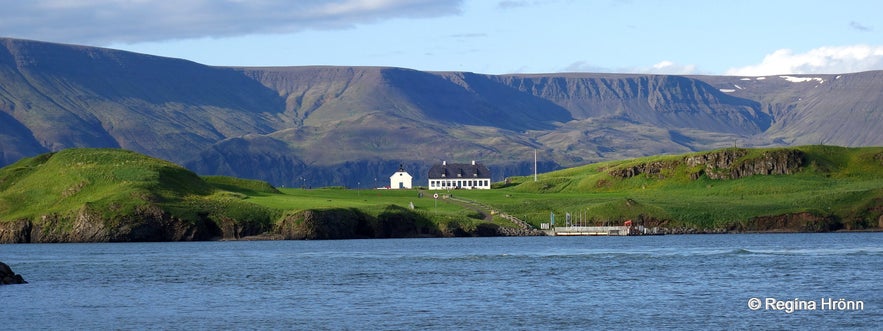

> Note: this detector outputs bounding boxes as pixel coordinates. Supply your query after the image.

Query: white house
[427,160,491,190]
[389,164,413,189]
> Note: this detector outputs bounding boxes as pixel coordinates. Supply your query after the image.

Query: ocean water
[1,233,881,330]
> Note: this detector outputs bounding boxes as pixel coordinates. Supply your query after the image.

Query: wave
[727,247,883,256]
[474,246,883,259]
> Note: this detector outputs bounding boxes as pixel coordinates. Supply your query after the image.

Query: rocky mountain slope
[2,37,882,187]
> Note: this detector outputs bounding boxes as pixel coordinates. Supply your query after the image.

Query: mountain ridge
[1,37,882,187]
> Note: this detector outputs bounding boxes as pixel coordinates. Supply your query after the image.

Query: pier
[541,223,662,236]
[550,226,633,236]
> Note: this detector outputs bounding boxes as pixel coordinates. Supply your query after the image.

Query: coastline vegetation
[1,146,881,241]
[467,145,883,230]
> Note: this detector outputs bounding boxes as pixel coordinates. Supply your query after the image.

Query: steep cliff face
[0,205,222,243]
[494,74,769,135]
[273,207,444,240]
[275,209,371,240]
[0,205,522,243]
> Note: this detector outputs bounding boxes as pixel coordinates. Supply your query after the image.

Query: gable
[390,171,412,180]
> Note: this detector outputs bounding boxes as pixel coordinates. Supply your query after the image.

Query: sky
[2,0,883,76]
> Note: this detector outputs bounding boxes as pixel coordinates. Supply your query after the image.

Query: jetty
[541,220,662,236]
[551,225,633,236]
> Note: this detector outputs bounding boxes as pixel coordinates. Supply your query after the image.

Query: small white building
[427,160,492,190]
[389,164,413,189]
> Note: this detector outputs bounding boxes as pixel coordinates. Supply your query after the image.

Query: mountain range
[2,37,882,187]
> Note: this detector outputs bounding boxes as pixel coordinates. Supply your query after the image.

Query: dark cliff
[609,148,805,180]
[0,205,222,243]
[684,149,804,180]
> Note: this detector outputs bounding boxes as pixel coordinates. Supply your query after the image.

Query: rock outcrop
[608,160,680,179]
[1,204,534,242]
[610,148,806,180]
[685,148,804,180]
[0,205,222,243]
[274,207,443,240]
[733,212,841,232]
[0,261,27,285]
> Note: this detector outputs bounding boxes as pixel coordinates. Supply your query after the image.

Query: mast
[534,149,538,182]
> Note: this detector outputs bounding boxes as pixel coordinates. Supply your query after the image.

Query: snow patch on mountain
[780,76,824,83]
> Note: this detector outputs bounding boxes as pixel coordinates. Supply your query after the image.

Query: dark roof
[427,162,491,179]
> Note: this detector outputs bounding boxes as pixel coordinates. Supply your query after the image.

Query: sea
[2,233,881,330]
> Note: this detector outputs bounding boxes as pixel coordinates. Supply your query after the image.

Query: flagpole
[534,149,538,182]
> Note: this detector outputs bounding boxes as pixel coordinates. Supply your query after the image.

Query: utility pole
[534,149,538,182]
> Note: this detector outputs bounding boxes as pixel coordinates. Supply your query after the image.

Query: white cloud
[560,61,613,73]
[648,60,696,75]
[726,45,883,76]
[0,0,462,45]
[559,60,698,75]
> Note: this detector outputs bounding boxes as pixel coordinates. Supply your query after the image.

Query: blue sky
[3,0,883,75]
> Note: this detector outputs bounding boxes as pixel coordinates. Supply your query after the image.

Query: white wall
[427,178,491,190]
[389,171,413,189]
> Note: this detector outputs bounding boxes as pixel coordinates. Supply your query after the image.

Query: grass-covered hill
[0,148,276,242]
[0,148,495,243]
[1,146,881,243]
[466,145,883,232]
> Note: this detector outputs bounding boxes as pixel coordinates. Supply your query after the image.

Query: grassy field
[0,149,491,235]
[2,146,882,237]
[0,148,212,221]
[452,145,883,230]
[205,144,883,231]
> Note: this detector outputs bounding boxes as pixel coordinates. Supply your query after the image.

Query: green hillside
[0,148,205,218]
[0,148,493,242]
[458,145,883,232]
[0,149,280,241]
[1,146,881,242]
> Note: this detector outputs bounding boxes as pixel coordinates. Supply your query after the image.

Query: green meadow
[457,145,883,230]
[1,145,882,237]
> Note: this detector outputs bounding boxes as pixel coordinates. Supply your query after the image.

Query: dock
[552,226,632,236]
[542,224,662,236]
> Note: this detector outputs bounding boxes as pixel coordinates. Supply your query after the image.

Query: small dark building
[427,160,491,190]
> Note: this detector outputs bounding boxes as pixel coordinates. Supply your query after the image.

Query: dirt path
[443,196,493,221]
